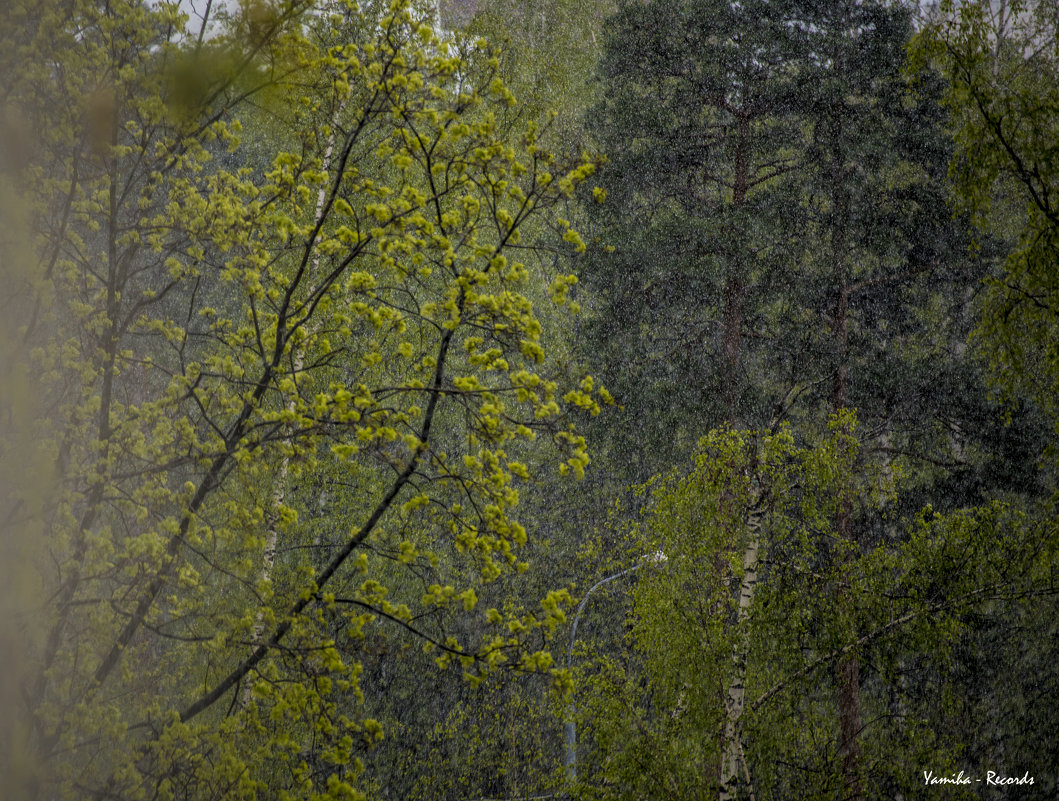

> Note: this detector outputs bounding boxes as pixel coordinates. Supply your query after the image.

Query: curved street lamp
[563,551,667,785]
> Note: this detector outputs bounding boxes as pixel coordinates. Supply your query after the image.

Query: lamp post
[563,552,666,785]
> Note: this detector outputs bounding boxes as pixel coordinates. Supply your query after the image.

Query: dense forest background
[2,0,1058,799]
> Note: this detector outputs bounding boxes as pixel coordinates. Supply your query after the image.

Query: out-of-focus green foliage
[468,0,614,145]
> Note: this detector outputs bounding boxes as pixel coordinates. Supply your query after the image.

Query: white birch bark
[242,99,348,704]
[719,493,764,801]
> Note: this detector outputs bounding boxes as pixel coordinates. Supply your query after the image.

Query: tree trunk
[722,114,751,426]
[719,497,764,801]
[829,117,864,801]
[243,97,348,704]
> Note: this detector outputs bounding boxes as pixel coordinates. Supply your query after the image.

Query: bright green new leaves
[573,416,1057,800]
[1,0,602,798]
[579,419,866,800]
[919,0,1059,438]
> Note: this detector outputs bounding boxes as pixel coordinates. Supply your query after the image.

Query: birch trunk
[242,100,347,703]
[719,494,764,801]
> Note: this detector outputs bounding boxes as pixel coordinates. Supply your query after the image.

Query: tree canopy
[3,1,1059,800]
[1,1,605,797]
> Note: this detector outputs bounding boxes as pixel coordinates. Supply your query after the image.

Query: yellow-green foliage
[0,0,602,798]
[916,0,1059,440]
[571,420,864,799]
[573,413,1055,801]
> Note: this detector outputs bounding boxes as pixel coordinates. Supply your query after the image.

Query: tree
[905,2,1059,790]
[468,0,614,144]
[568,3,1059,799]
[573,418,873,801]
[577,0,976,475]
[0,1,605,798]
[580,0,807,477]
[575,415,1057,801]
[919,0,1059,443]
[578,4,987,794]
